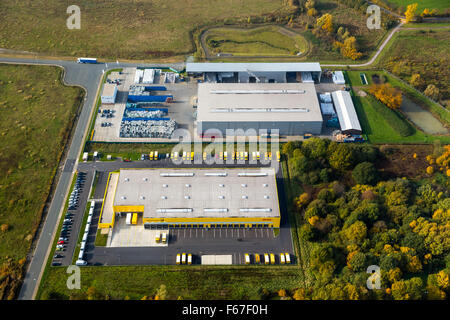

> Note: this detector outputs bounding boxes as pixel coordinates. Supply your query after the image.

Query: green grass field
[0,65,83,265]
[381,0,449,13]
[0,0,287,60]
[37,265,303,300]
[205,26,309,56]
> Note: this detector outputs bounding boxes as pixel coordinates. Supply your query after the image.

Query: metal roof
[101,83,117,97]
[331,90,362,132]
[197,83,322,123]
[112,168,280,219]
[186,62,322,73]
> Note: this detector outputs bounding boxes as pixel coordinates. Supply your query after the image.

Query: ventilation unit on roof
[204,172,228,176]
[160,172,195,177]
[156,208,193,213]
[240,208,272,212]
[238,172,268,177]
[204,208,229,213]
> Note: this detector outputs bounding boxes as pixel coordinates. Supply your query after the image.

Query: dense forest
[283,139,449,299]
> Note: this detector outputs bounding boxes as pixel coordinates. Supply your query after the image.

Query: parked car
[52,262,62,266]
[57,240,65,245]
[54,254,64,259]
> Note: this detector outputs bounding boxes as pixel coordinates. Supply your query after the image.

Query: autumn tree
[424,84,440,100]
[409,73,423,88]
[334,36,363,60]
[307,8,318,16]
[405,3,418,23]
[352,162,379,185]
[316,13,333,34]
[368,83,403,109]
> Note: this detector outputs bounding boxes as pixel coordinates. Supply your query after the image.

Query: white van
[181,253,186,264]
[285,253,291,264]
[162,232,167,243]
[78,250,84,260]
[126,213,132,225]
[76,260,87,266]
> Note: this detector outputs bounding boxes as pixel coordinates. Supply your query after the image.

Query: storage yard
[90,63,361,143]
[92,67,196,142]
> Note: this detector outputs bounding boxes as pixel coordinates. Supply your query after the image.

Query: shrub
[426,166,434,175]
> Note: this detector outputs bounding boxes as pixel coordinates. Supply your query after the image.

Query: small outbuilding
[331,90,362,135]
[332,71,345,85]
[101,83,118,104]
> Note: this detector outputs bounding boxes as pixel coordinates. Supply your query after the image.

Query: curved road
[0,57,184,300]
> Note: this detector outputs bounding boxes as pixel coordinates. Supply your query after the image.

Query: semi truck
[77,57,97,64]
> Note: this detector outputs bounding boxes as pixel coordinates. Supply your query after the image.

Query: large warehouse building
[187,62,322,83]
[196,82,323,136]
[98,168,281,229]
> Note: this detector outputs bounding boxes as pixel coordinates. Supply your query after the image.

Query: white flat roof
[102,83,117,97]
[197,83,322,123]
[187,62,322,73]
[112,168,280,219]
[332,90,362,132]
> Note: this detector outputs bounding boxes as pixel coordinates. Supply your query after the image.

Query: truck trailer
[77,57,97,64]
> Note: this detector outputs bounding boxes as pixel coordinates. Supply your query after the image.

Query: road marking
[183,229,186,238]
[219,228,222,238]
[255,229,258,238]
[266,229,269,238]
[213,229,215,238]
[237,229,239,238]
[225,228,228,237]
[243,228,245,238]
[189,229,192,238]
[202,229,204,237]
[196,229,198,237]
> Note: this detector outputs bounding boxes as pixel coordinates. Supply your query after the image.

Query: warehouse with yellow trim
[98,167,281,229]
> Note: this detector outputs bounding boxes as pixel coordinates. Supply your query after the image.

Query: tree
[368,83,403,109]
[391,277,424,300]
[426,166,434,175]
[352,162,379,185]
[409,73,423,87]
[329,143,355,170]
[347,251,367,272]
[343,221,367,244]
[334,36,363,60]
[155,284,167,300]
[305,0,315,10]
[316,13,333,34]
[424,84,440,101]
[405,3,418,23]
[307,8,318,16]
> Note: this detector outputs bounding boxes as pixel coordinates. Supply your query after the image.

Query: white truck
[126,213,132,225]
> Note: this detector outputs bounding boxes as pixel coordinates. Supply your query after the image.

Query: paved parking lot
[170,227,275,242]
[109,218,168,247]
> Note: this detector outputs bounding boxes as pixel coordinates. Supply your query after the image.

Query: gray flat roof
[332,90,362,132]
[113,168,280,219]
[197,83,323,123]
[186,62,322,73]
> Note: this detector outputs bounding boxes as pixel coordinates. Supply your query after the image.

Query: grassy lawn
[94,229,108,247]
[379,0,449,13]
[204,25,309,56]
[345,70,450,127]
[0,65,83,267]
[37,265,303,300]
[352,91,450,144]
[0,0,287,60]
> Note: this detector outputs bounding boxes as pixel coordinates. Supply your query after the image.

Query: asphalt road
[0,56,184,300]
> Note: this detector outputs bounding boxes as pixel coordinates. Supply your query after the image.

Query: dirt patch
[378,144,434,180]
[357,90,367,97]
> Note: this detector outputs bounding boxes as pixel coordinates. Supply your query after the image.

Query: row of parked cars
[68,172,86,210]
[52,172,86,266]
